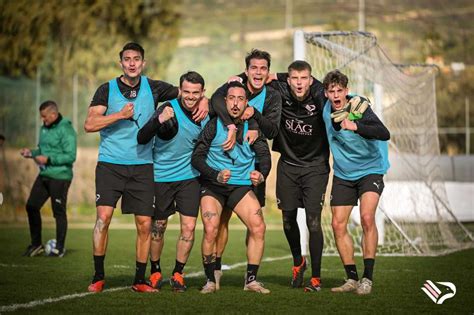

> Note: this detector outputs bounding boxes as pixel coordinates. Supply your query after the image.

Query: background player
[21,100,76,258]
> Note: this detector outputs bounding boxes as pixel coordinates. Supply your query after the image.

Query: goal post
[293,30,473,256]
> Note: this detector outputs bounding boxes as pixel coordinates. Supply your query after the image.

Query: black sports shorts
[95,162,154,216]
[331,174,385,206]
[153,178,200,220]
[253,163,266,207]
[200,181,253,210]
[276,159,329,213]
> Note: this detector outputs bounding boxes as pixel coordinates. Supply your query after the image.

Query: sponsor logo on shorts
[55,199,62,204]
[201,189,207,195]
[96,194,100,202]
[421,280,456,304]
[373,182,380,190]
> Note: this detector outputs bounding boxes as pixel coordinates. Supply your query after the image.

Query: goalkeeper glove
[330,96,371,123]
[347,95,370,121]
[330,104,350,123]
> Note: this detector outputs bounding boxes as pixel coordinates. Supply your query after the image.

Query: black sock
[215,256,222,271]
[203,262,216,282]
[246,264,259,284]
[282,210,302,265]
[293,255,303,267]
[173,260,186,275]
[344,264,359,281]
[307,211,323,278]
[363,258,375,281]
[134,261,147,284]
[93,255,105,282]
[150,259,161,274]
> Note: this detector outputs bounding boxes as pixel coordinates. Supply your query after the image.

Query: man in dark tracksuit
[21,100,77,257]
[267,61,330,292]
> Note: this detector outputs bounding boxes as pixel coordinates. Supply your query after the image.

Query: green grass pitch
[0,227,473,313]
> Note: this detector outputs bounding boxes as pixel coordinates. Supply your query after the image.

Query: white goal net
[295,30,473,256]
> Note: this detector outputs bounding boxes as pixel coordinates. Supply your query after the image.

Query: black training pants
[26,176,71,251]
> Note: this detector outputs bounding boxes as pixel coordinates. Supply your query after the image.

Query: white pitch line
[111,264,133,269]
[0,254,415,313]
[0,287,125,313]
[0,263,31,268]
[0,254,292,313]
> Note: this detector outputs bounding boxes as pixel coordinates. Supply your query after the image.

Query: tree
[0,0,182,147]
[0,0,54,77]
[0,0,182,85]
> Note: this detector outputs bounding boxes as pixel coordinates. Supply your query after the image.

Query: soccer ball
[44,239,57,255]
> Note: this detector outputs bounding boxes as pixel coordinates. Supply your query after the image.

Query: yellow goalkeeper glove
[347,95,370,121]
[330,95,371,123]
[330,104,350,123]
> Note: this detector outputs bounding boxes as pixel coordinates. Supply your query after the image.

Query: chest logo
[305,104,316,115]
[285,119,313,136]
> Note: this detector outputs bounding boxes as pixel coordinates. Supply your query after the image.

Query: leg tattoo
[202,211,217,220]
[179,235,194,244]
[151,220,167,240]
[202,254,217,264]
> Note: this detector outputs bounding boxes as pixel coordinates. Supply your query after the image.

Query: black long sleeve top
[210,80,281,140]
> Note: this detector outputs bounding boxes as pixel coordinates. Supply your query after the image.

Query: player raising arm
[322,70,390,295]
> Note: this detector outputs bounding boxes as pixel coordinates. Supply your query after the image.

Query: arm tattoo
[202,254,217,264]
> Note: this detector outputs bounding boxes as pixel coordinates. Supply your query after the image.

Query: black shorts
[200,181,253,210]
[276,159,329,213]
[154,178,200,220]
[331,174,385,206]
[95,162,154,216]
[253,163,266,207]
[253,181,266,208]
